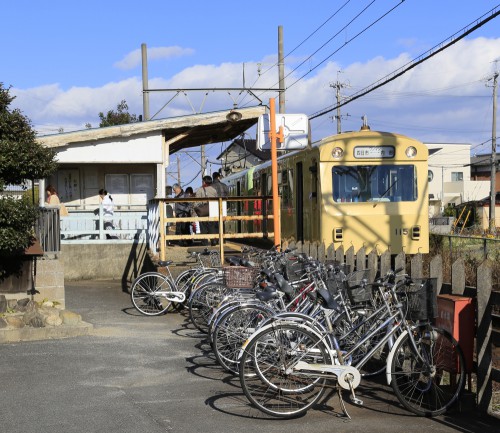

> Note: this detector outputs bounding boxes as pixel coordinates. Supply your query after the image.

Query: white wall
[55,133,163,163]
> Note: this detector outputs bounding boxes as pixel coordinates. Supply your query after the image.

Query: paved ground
[0,279,499,433]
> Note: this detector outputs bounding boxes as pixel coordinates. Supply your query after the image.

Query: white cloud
[10,37,500,152]
[114,46,195,70]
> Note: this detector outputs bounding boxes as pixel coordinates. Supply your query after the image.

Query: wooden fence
[283,239,499,414]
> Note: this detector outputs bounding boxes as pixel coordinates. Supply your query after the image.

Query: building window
[428,170,434,182]
[451,172,463,181]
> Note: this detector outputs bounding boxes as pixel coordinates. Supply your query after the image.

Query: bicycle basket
[324,260,351,275]
[404,278,438,321]
[223,266,260,289]
[285,257,307,282]
[344,269,372,304]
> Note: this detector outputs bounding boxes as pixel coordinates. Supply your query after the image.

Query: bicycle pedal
[349,396,364,406]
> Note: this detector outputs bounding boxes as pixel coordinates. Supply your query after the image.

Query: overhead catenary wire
[308,5,500,120]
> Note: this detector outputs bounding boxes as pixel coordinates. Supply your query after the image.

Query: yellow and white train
[224,124,429,254]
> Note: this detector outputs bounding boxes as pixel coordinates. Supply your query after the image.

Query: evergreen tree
[0,83,57,277]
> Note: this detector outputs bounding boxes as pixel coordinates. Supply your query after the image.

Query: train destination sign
[353,146,395,159]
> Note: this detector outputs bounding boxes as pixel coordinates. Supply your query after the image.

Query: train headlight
[332,147,344,159]
[405,146,417,158]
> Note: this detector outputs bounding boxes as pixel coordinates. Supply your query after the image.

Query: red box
[436,294,474,373]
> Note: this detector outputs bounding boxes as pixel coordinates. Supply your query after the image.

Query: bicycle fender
[385,329,409,385]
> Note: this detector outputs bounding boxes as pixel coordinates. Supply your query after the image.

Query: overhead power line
[309,5,500,120]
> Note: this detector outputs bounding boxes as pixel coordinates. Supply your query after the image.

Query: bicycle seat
[158,260,173,267]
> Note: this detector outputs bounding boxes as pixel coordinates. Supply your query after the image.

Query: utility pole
[489,68,498,233]
[278,25,285,114]
[177,155,181,185]
[141,43,150,121]
[330,72,348,134]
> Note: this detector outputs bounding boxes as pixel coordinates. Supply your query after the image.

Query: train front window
[332,165,417,202]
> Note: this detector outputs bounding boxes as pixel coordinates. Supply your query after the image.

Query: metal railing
[36,207,60,254]
[35,205,148,253]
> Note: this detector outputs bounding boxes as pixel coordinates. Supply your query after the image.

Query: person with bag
[194,175,217,246]
[45,185,69,217]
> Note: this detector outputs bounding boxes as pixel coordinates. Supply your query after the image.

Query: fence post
[394,252,405,272]
[356,247,366,272]
[326,243,335,262]
[451,257,465,295]
[318,242,326,262]
[345,246,355,273]
[430,255,443,294]
[410,254,423,279]
[476,260,493,413]
[380,250,391,277]
[367,249,378,282]
[335,246,344,267]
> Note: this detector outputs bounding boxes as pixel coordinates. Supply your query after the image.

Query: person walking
[194,175,217,246]
[99,189,115,239]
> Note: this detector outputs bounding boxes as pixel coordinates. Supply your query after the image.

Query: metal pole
[489,71,498,233]
[278,26,285,114]
[336,83,341,134]
[269,98,282,248]
[141,43,150,121]
[201,145,206,178]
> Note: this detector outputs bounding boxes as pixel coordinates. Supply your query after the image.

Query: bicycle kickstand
[337,388,351,419]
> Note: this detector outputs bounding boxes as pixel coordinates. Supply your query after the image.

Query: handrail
[148,195,279,263]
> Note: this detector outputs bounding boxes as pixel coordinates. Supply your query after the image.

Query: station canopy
[39,106,267,154]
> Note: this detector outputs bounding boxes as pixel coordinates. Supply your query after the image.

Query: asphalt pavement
[0,279,498,433]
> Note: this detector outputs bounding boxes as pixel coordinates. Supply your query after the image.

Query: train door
[296,162,304,242]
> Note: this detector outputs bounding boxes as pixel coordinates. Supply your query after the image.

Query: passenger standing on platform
[185,187,199,237]
[45,185,69,217]
[172,183,191,245]
[194,175,217,246]
[211,172,229,245]
[212,171,229,197]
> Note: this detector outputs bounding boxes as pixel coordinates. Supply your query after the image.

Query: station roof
[38,105,266,154]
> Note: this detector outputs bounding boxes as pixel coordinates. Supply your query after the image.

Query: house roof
[216,138,271,161]
[470,153,500,170]
[38,106,266,154]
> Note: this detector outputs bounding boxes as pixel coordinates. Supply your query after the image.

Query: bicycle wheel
[239,322,330,418]
[130,272,174,316]
[390,324,465,416]
[212,303,275,374]
[188,282,229,333]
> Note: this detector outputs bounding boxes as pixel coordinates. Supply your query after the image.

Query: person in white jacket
[99,189,115,238]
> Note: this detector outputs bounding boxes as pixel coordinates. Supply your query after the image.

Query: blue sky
[2,1,500,187]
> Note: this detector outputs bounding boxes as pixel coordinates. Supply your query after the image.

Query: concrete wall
[60,241,154,287]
